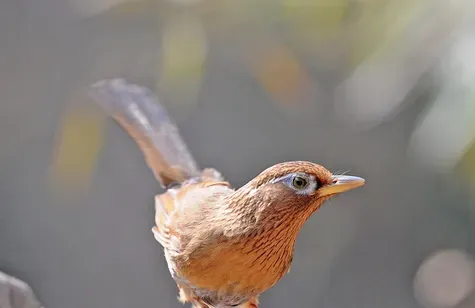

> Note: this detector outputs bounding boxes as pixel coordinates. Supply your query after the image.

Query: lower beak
[319,175,365,197]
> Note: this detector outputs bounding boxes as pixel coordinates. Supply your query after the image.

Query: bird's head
[233,161,365,229]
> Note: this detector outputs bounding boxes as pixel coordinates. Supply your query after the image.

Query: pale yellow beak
[319,175,365,197]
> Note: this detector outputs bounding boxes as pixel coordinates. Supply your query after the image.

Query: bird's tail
[89,78,201,188]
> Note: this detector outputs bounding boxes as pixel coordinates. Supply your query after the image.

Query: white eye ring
[271,173,318,195]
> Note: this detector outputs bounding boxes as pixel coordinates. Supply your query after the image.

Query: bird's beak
[319,175,365,197]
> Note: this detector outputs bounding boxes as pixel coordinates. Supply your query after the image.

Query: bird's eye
[292,176,308,189]
[271,173,316,194]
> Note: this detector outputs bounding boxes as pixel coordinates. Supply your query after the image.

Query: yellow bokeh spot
[455,93,475,188]
[159,13,207,120]
[160,14,207,85]
[282,0,348,35]
[50,102,106,195]
[348,0,424,67]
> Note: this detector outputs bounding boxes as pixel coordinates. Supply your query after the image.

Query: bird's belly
[173,241,293,298]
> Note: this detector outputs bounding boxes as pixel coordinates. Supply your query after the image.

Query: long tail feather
[89,78,200,188]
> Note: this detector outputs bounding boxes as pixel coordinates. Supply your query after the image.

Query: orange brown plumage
[89,79,365,308]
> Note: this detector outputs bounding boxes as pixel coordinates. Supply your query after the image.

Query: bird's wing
[89,78,200,188]
[153,180,233,253]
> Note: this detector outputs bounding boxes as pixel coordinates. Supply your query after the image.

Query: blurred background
[1,0,475,307]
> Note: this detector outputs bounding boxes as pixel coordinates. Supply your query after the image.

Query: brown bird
[89,79,365,308]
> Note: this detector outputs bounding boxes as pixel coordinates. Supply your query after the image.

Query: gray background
[1,1,474,308]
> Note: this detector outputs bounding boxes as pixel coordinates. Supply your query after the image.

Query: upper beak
[319,175,365,197]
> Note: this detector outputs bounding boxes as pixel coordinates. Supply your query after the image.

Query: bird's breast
[173,231,296,298]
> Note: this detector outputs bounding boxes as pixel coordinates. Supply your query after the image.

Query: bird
[89,79,365,308]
